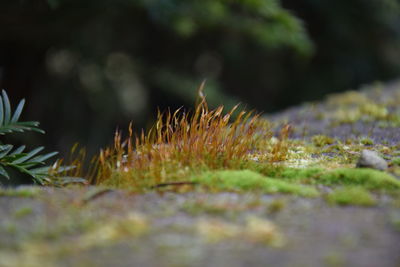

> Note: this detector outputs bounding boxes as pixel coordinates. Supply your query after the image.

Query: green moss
[325,187,376,206]
[278,167,325,181]
[244,162,324,181]
[192,170,319,197]
[315,168,400,190]
[0,187,40,198]
[360,137,374,146]
[245,161,400,194]
[312,135,335,147]
[14,206,33,218]
[391,157,400,166]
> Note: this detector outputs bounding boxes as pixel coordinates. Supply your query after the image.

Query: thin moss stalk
[86,83,275,189]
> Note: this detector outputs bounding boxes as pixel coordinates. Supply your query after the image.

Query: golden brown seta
[62,82,292,190]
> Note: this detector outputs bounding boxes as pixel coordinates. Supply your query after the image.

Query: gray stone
[356,149,388,171]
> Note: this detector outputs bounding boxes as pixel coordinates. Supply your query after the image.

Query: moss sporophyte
[55,83,400,206]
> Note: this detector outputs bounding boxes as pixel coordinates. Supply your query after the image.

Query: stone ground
[1,81,400,267]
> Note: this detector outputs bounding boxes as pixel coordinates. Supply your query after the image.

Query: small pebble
[356,150,388,171]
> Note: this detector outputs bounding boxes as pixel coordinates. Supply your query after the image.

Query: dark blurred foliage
[282,0,400,100]
[0,0,399,156]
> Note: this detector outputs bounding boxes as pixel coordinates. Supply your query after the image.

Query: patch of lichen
[275,132,400,170]
[0,210,150,266]
[196,216,285,246]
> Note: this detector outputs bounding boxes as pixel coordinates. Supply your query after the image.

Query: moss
[0,187,40,198]
[389,213,400,231]
[267,199,286,213]
[360,137,374,146]
[244,216,285,247]
[77,212,149,248]
[245,162,324,181]
[182,201,233,215]
[391,157,400,166]
[244,162,400,196]
[324,89,400,126]
[196,216,284,246]
[324,251,345,267]
[315,168,400,190]
[249,164,325,182]
[278,167,325,181]
[3,222,17,234]
[325,187,376,206]
[312,135,335,147]
[14,206,33,218]
[196,218,241,243]
[192,170,319,197]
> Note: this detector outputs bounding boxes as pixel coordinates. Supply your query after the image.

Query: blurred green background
[1,0,400,157]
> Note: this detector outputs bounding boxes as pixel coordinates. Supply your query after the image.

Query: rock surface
[0,187,399,267]
[356,150,388,171]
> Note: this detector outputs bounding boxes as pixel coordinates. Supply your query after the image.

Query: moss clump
[81,84,274,189]
[312,135,335,147]
[325,187,376,206]
[278,167,325,181]
[192,170,319,197]
[246,164,400,193]
[245,162,324,181]
[315,168,400,190]
[391,157,400,166]
[360,137,374,146]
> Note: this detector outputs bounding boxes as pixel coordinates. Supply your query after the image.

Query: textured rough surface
[268,80,400,146]
[0,187,399,267]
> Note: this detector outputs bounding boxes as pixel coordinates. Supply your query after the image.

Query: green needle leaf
[12,147,44,164]
[10,145,26,155]
[0,93,3,126]
[0,166,10,179]
[0,145,13,158]
[11,99,25,123]
[30,151,58,163]
[2,90,11,124]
